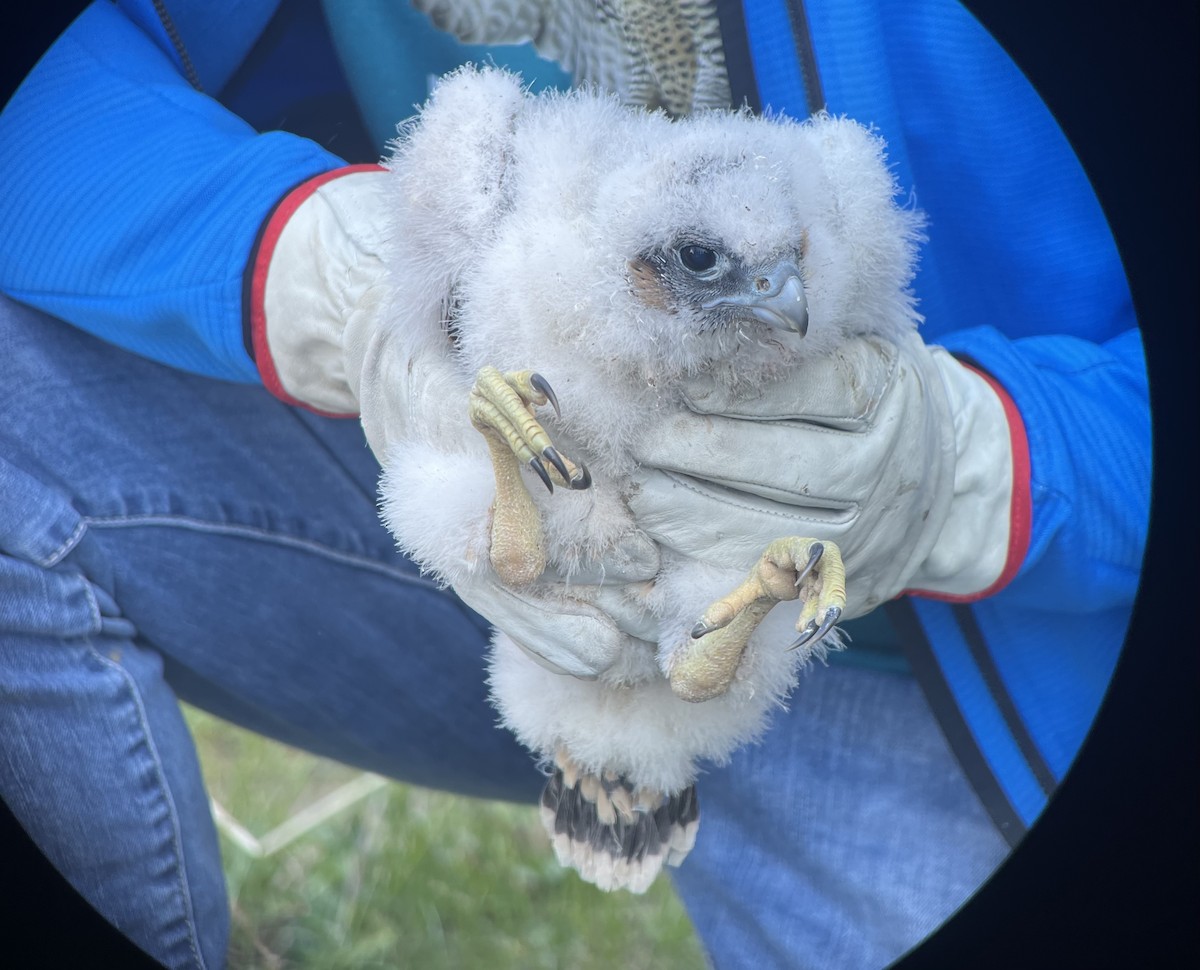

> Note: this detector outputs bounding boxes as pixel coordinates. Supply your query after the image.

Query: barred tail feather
[539,763,700,894]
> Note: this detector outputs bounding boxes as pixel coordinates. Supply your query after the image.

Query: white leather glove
[627,331,1029,618]
[247,166,660,678]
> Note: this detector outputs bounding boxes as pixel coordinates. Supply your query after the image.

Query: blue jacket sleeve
[942,326,1150,610]
[0,1,344,381]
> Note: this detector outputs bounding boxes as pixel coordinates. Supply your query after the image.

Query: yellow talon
[669,537,847,703]
[469,367,590,586]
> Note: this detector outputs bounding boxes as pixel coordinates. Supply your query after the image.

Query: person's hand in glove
[247,165,1028,677]
[245,165,660,679]
[627,329,1030,623]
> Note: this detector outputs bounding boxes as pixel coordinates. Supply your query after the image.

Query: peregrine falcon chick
[377,67,923,893]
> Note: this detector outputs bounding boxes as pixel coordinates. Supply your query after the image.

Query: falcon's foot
[669,537,847,703]
[469,366,591,586]
[539,750,699,894]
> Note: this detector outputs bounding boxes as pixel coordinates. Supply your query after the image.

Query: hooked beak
[702,261,809,336]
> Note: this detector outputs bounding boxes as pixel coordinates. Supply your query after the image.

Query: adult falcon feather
[411,0,732,116]
[376,66,922,893]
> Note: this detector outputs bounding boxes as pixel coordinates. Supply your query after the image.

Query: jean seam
[83,514,443,590]
[87,644,209,970]
[39,517,89,569]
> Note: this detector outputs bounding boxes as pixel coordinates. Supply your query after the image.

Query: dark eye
[678,244,718,273]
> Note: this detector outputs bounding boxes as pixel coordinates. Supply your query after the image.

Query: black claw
[543,446,571,483]
[792,542,820,588]
[691,620,713,640]
[814,606,842,641]
[569,461,593,491]
[788,606,843,652]
[529,457,554,493]
[788,620,820,651]
[793,543,824,587]
[530,373,561,418]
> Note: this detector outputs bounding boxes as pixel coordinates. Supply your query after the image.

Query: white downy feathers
[376,67,922,892]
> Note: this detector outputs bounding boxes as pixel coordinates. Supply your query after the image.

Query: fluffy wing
[411,0,732,115]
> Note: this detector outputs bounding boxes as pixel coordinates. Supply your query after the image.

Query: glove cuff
[904,356,1032,601]
[246,164,387,416]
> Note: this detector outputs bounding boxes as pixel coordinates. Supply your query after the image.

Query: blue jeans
[0,296,1009,969]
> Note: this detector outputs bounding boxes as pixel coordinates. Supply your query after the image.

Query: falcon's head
[393,68,922,394]
[561,104,924,385]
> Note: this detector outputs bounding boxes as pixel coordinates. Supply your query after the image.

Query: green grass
[183,706,708,969]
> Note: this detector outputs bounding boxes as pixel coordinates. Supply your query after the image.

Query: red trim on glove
[249,163,385,417]
[905,362,1033,604]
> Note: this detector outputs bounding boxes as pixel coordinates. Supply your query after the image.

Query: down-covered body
[377,67,921,890]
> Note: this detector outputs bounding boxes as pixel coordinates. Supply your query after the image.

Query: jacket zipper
[786,0,826,114]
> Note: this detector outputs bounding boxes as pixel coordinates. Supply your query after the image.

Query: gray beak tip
[701,261,810,336]
[746,273,808,336]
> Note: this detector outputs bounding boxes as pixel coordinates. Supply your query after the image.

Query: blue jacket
[0,0,1150,845]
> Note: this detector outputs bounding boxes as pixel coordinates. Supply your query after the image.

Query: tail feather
[539,763,700,893]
